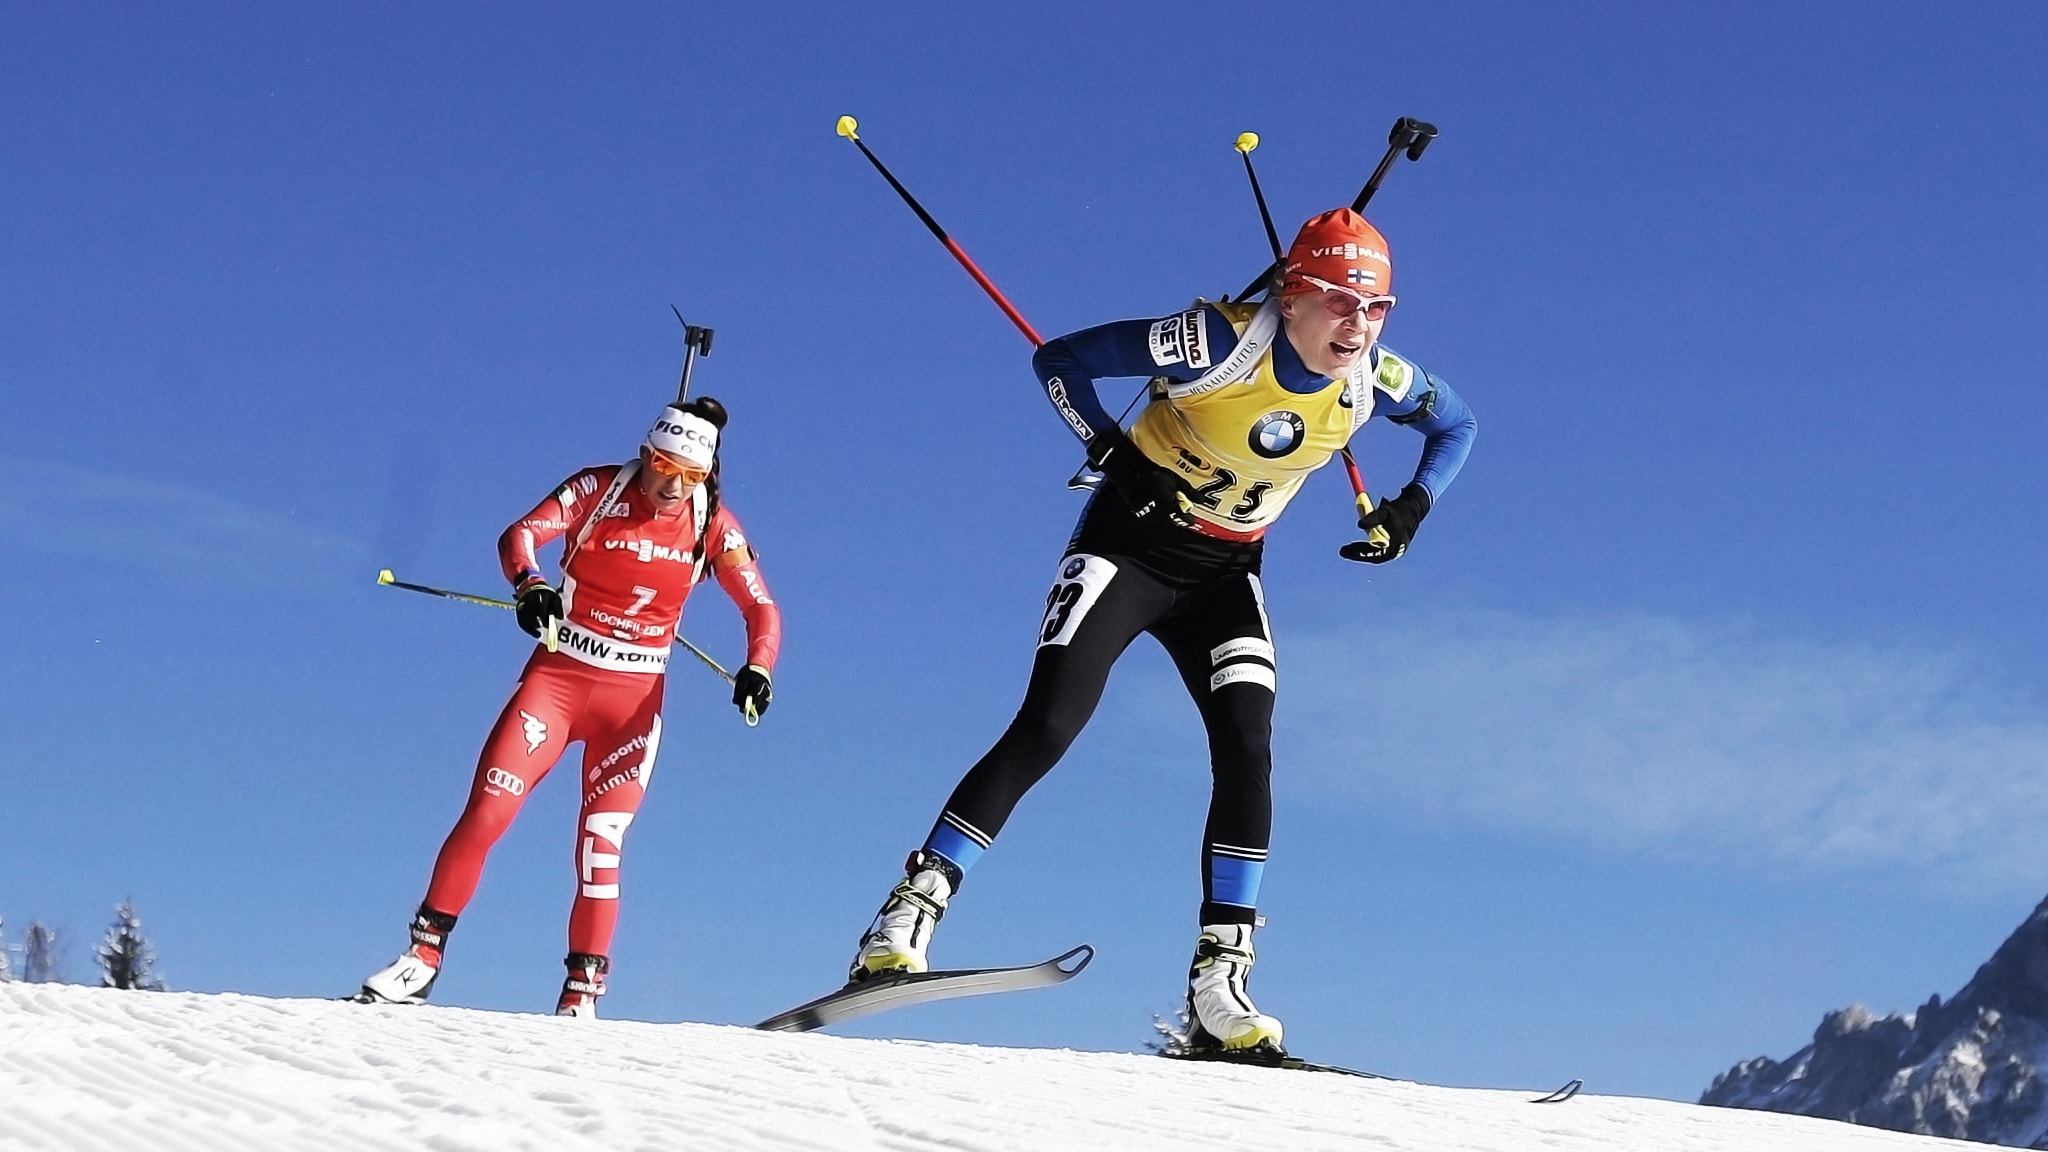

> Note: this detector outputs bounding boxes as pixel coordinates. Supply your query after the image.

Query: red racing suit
[422,462,781,961]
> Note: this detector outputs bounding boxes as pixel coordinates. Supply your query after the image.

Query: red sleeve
[706,504,781,672]
[497,466,618,591]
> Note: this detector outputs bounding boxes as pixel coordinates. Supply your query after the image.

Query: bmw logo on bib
[1249,411,1307,459]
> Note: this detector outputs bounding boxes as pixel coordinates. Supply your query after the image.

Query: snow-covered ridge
[1705,893,2048,1146]
[1,984,1956,1151]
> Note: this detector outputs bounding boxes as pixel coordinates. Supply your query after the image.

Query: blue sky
[5,1,2047,1101]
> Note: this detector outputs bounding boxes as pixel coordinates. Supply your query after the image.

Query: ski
[754,944,1094,1033]
[1161,1049,1582,1104]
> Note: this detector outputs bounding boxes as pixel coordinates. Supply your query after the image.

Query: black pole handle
[671,305,715,402]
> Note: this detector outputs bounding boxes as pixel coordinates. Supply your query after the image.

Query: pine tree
[22,920,62,983]
[96,900,164,991]
[0,914,12,982]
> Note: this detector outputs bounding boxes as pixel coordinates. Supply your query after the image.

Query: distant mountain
[1703,894,2048,1147]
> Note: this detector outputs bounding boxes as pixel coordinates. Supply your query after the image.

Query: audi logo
[486,767,527,796]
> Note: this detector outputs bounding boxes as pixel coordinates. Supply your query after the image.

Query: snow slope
[1,984,1960,1151]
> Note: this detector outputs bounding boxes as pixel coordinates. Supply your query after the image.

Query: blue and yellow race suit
[1038,297,1475,541]
[907,298,1476,930]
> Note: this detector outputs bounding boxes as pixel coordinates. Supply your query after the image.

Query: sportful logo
[485,767,527,797]
[518,710,549,755]
[592,732,649,779]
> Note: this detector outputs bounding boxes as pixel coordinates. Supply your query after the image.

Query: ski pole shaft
[677,635,736,684]
[1235,133,1284,263]
[836,116,1045,347]
[674,636,757,727]
[377,572,753,721]
[1340,450,1392,549]
[374,571,555,654]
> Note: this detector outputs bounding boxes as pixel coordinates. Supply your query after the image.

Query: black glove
[732,663,772,723]
[1086,427,1189,522]
[1341,482,1432,564]
[515,581,564,638]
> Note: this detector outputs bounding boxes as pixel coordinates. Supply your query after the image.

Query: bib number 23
[1038,555,1118,648]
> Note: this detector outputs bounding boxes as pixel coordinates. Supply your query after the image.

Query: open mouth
[1330,339,1362,360]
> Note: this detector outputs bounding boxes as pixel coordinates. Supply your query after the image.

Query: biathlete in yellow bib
[849,208,1477,1055]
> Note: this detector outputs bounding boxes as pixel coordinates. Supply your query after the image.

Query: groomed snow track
[1,984,1951,1151]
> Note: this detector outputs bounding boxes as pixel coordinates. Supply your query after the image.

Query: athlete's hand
[1087,428,1190,521]
[1342,482,1432,564]
[515,581,564,638]
[732,664,772,724]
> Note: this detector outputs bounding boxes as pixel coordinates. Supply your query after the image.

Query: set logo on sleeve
[1148,309,1211,369]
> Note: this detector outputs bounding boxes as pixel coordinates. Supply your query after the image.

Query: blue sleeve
[1376,364,1476,502]
[1032,306,1240,446]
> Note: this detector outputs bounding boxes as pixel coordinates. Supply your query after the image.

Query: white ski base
[0,983,1951,1151]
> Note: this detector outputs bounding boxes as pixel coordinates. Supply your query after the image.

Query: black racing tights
[922,546,1278,926]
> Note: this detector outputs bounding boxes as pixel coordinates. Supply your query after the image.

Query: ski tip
[1054,944,1095,976]
[835,115,858,140]
[1234,131,1259,154]
[377,569,395,585]
[1530,1078,1583,1104]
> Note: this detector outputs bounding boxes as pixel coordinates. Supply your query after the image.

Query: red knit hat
[1281,208,1393,297]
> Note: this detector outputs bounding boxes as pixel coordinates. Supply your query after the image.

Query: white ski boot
[355,908,456,1006]
[1185,923,1284,1054]
[850,852,960,982]
[555,953,608,1018]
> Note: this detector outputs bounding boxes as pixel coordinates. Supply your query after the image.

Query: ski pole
[836,115,1116,488]
[378,568,557,652]
[1233,133,1388,538]
[375,570,746,701]
[1235,132,1284,264]
[1233,116,1436,303]
[835,116,1044,346]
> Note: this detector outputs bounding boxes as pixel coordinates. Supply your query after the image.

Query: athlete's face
[1279,286,1387,378]
[637,447,701,515]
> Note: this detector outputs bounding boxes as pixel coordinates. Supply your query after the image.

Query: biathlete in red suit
[356,396,781,1017]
